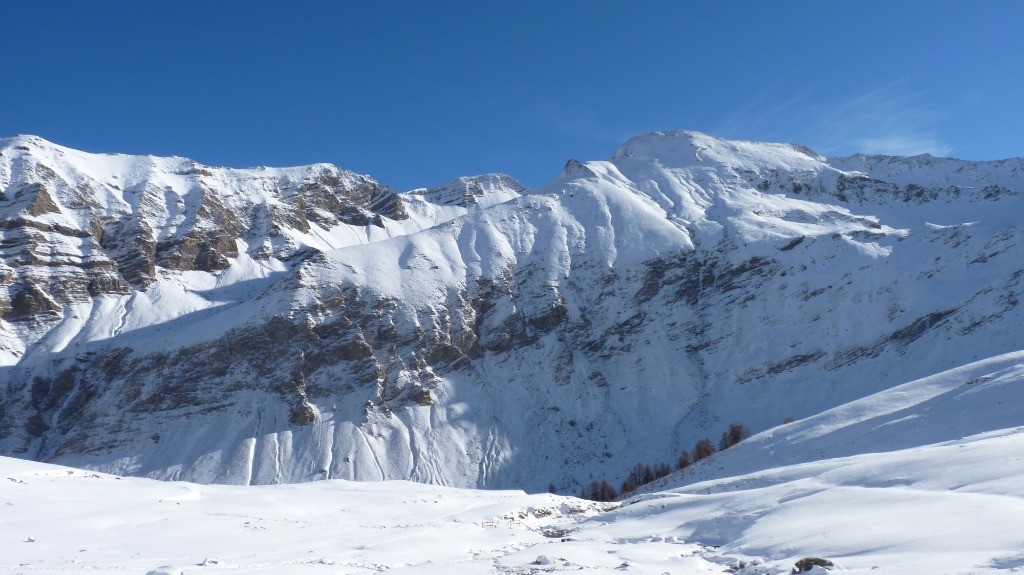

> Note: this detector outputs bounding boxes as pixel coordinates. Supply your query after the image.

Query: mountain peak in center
[610,130,826,171]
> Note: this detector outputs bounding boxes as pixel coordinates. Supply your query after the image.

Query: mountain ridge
[2,131,1023,493]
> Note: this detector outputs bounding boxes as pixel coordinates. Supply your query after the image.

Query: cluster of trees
[579,479,618,502]
[579,422,751,502]
[719,422,752,451]
[618,460,673,495]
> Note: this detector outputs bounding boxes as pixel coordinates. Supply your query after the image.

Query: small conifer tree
[693,438,716,461]
[599,480,617,501]
[621,475,639,495]
[677,449,692,470]
[641,465,655,485]
[654,462,672,479]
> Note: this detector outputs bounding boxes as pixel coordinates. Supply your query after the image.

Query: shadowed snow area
[4,352,1024,574]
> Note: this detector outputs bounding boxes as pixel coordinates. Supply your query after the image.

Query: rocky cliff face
[2,131,1023,492]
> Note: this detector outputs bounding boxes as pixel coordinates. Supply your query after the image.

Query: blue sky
[2,1,1022,190]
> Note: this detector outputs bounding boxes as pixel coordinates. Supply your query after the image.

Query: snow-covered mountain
[2,130,1023,493]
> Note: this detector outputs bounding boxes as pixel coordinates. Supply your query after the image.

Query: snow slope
[4,352,1024,574]
[623,350,1024,574]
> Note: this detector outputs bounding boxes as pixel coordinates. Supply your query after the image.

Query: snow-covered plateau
[4,350,1024,574]
[1,129,1023,501]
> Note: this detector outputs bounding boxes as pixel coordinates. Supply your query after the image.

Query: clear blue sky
[2,1,1022,190]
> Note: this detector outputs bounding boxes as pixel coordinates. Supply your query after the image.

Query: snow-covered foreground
[5,352,1024,574]
[617,426,1024,575]
[628,350,1024,575]
[0,457,717,575]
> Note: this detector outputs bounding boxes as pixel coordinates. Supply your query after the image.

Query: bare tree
[693,438,716,461]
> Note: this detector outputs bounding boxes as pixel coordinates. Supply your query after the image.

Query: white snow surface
[626,349,1024,574]
[4,351,1024,574]
[1,457,713,575]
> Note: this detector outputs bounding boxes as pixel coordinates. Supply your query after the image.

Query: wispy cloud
[712,74,812,138]
[713,82,952,158]
[808,85,952,157]
[856,135,951,157]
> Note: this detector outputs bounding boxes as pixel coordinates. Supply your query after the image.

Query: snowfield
[5,351,1024,574]
[1,458,715,575]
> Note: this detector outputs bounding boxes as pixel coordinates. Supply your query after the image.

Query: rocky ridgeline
[411,173,527,208]
[0,136,409,331]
